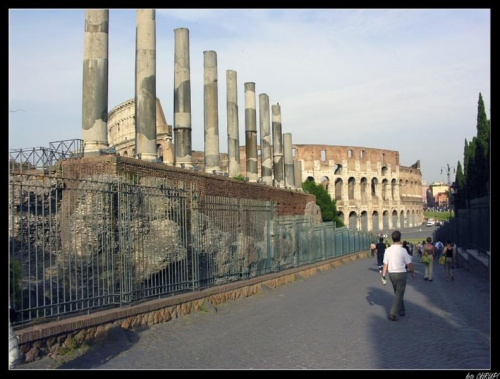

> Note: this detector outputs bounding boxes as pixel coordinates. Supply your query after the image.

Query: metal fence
[435,196,490,252]
[9,139,84,174]
[9,173,370,327]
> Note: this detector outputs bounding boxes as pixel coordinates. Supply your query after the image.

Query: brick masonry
[60,155,315,217]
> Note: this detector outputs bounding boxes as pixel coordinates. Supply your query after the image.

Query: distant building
[428,182,450,207]
[435,191,450,208]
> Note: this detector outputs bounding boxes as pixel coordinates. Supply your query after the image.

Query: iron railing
[435,196,490,252]
[9,139,83,173]
[9,173,371,328]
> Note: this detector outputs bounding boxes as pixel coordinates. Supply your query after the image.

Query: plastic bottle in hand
[381,275,387,285]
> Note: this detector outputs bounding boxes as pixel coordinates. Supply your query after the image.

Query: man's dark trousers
[388,272,407,316]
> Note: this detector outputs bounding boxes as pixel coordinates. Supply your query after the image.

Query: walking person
[375,237,386,273]
[370,241,376,258]
[434,239,444,261]
[381,230,416,321]
[443,241,455,282]
[423,237,436,281]
[418,240,425,258]
[402,240,412,272]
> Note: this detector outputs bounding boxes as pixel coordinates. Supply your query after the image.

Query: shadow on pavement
[48,325,142,369]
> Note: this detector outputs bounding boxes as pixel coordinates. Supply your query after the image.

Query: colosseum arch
[348,211,357,230]
[392,210,398,229]
[360,177,368,202]
[320,176,330,192]
[400,210,406,228]
[338,211,345,225]
[381,166,388,176]
[371,177,378,199]
[381,179,389,200]
[157,144,163,161]
[335,178,343,201]
[334,164,342,175]
[372,211,380,231]
[360,210,368,231]
[391,179,397,200]
[348,177,355,200]
[382,210,390,230]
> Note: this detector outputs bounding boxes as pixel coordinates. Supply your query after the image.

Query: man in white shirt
[381,230,416,321]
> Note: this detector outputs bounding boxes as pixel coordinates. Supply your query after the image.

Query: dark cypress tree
[475,93,490,197]
[476,93,490,154]
[454,160,466,209]
[463,138,475,200]
[461,93,490,202]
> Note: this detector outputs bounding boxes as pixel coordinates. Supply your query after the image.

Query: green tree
[458,92,490,205]
[464,137,477,199]
[454,160,466,210]
[302,179,344,226]
[475,93,490,197]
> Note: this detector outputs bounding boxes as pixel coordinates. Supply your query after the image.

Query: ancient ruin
[85,7,425,232]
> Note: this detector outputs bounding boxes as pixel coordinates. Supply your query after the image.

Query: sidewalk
[17,255,490,370]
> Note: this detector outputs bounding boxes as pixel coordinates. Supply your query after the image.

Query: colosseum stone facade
[107,98,174,164]
[107,100,423,233]
[291,144,424,231]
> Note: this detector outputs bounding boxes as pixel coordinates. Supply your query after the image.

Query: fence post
[265,205,272,273]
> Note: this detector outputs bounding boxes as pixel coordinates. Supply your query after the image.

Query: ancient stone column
[82,9,109,156]
[226,70,240,177]
[135,9,157,161]
[272,104,284,187]
[259,94,272,185]
[174,28,192,168]
[294,160,303,189]
[283,133,295,188]
[203,51,220,173]
[244,82,258,182]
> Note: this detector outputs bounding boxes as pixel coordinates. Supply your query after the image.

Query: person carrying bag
[422,237,436,281]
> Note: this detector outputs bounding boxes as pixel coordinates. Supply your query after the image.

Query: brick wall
[61,156,315,217]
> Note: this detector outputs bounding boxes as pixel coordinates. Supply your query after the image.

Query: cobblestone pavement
[17,255,491,370]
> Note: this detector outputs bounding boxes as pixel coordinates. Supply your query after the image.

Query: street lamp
[440,163,455,186]
[440,163,455,211]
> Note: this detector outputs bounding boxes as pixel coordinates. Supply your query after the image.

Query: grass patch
[424,211,454,221]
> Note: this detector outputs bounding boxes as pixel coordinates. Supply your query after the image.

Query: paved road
[18,255,490,370]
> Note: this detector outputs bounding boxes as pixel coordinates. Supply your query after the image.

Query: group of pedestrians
[415,238,456,282]
[372,231,457,322]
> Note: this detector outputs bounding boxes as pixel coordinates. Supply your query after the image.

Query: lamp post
[441,163,455,211]
[440,163,455,186]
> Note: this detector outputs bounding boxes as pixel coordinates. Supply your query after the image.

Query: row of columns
[81,9,297,188]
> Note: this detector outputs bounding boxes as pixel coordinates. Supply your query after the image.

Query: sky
[8,8,490,185]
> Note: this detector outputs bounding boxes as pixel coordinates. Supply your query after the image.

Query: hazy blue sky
[8,8,490,184]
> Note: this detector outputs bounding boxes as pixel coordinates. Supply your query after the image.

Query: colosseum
[107,98,424,233]
[108,98,174,165]
[291,145,423,231]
